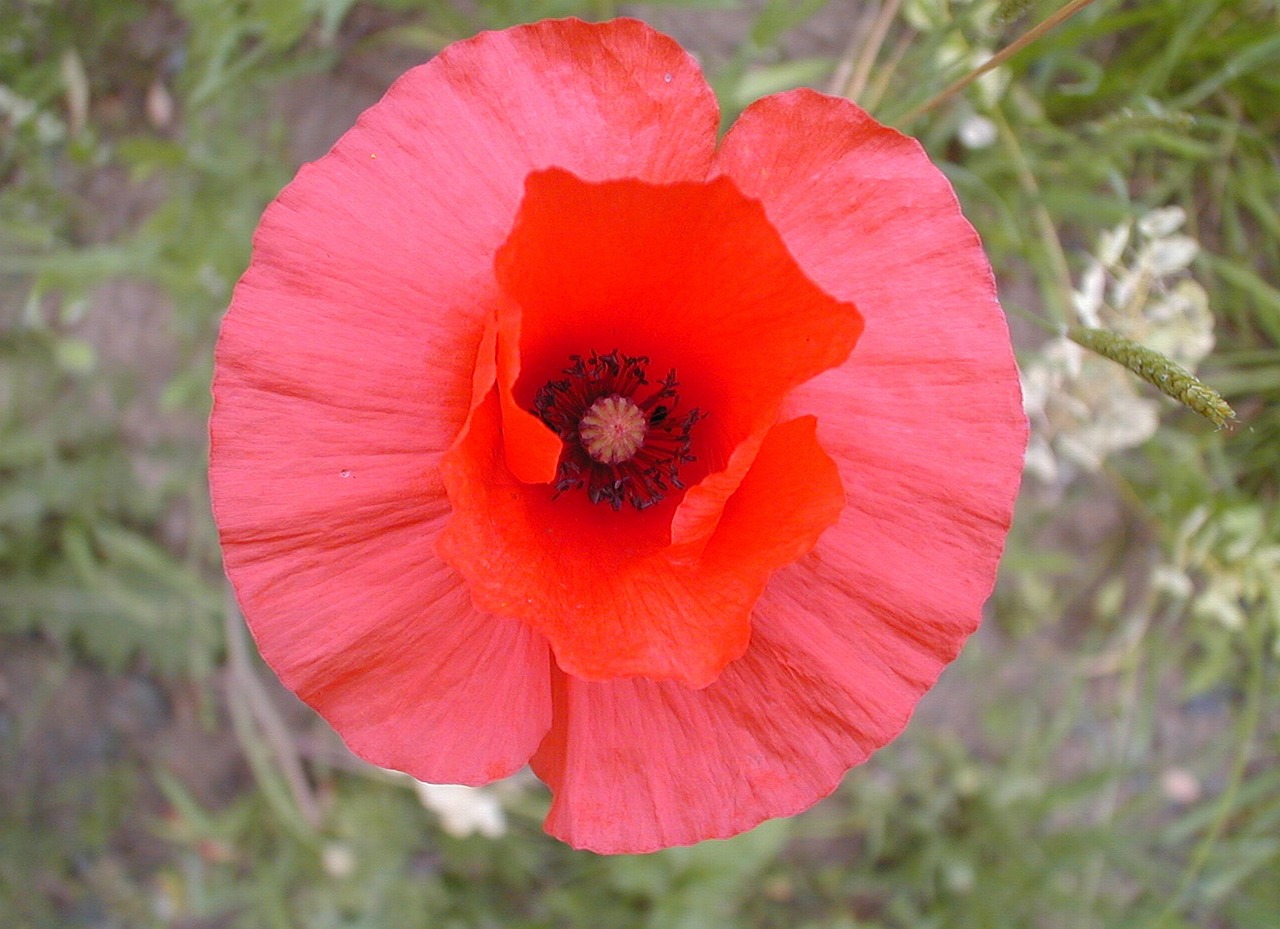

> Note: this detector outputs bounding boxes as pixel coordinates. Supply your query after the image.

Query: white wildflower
[1144,235,1199,276]
[413,781,506,839]
[34,111,65,145]
[1073,260,1107,327]
[1150,564,1194,601]
[958,113,998,149]
[1143,279,1214,366]
[1137,205,1186,238]
[322,842,357,879]
[1097,221,1132,268]
[1023,204,1215,483]
[1194,582,1247,630]
[0,84,36,124]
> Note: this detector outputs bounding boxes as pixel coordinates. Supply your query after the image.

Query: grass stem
[897,0,1101,125]
[838,0,905,104]
[993,105,1076,326]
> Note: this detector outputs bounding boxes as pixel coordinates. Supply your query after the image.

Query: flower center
[533,350,703,511]
[579,395,648,464]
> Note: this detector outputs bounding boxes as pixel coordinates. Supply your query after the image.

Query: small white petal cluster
[1022,206,1215,485]
[0,84,37,123]
[412,781,507,839]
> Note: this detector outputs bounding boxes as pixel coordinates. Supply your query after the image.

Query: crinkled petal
[716,90,1025,625]
[212,18,720,781]
[532,583,935,852]
[491,169,860,497]
[529,418,873,853]
[528,90,1026,851]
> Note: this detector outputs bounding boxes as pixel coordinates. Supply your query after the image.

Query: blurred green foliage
[2,0,1278,927]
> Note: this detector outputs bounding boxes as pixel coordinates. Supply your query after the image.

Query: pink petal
[531,602,903,854]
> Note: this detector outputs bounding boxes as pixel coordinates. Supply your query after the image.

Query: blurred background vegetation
[1,0,1277,926]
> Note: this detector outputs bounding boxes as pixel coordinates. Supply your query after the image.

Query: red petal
[529,91,1027,852]
[491,168,861,494]
[529,419,853,852]
[530,569,894,853]
[437,171,858,687]
[212,19,719,782]
[217,470,552,782]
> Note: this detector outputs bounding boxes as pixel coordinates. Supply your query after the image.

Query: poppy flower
[210,17,1027,854]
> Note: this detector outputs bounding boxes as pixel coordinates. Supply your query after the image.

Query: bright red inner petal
[437,169,861,687]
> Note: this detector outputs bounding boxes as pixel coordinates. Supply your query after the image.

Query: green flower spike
[1068,326,1237,428]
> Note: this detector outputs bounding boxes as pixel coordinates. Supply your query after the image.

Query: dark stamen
[532,350,704,511]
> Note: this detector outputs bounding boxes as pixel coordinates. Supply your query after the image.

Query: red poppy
[210,18,1026,853]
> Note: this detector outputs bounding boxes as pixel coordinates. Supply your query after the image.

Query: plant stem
[992,105,1075,326]
[840,0,905,103]
[897,0,1102,125]
[862,30,915,114]
[224,587,323,833]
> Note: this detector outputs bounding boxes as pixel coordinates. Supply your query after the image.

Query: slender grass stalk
[992,105,1076,325]
[827,2,883,96]
[897,0,1102,125]
[840,0,905,103]
[1006,302,1062,335]
[861,30,915,114]
[1076,602,1156,929]
[224,588,324,833]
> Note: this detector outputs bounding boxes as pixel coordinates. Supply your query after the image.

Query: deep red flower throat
[209,17,1027,854]
[533,350,703,511]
